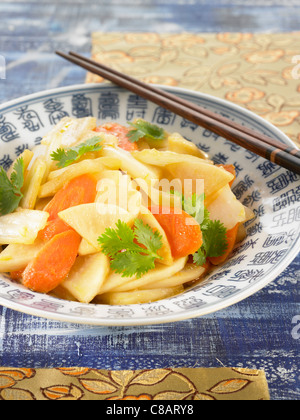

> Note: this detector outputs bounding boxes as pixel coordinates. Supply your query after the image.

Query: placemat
[0,367,270,400]
[87,31,300,148]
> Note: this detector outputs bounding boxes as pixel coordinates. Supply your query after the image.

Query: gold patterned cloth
[87,32,300,148]
[0,367,270,400]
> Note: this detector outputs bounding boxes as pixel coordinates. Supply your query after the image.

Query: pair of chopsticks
[56,51,300,176]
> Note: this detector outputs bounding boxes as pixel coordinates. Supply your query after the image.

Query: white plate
[0,83,299,325]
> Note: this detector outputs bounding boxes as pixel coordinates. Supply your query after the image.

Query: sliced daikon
[167,132,209,159]
[58,203,136,250]
[96,170,142,216]
[59,253,110,303]
[138,206,173,266]
[0,239,44,272]
[167,161,234,200]
[99,257,188,294]
[0,209,49,245]
[78,238,99,256]
[95,286,184,305]
[132,148,212,167]
[141,263,207,289]
[207,184,246,230]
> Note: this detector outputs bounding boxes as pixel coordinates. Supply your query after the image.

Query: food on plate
[0,117,252,305]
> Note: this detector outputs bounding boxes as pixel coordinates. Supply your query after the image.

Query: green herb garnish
[51,136,103,168]
[126,120,166,143]
[172,190,228,265]
[0,158,25,216]
[98,219,163,278]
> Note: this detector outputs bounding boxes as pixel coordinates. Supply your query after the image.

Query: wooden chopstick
[69,51,300,161]
[56,50,300,176]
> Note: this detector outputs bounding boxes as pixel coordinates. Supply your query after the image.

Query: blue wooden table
[0,0,299,400]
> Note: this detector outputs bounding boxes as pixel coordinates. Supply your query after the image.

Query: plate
[0,83,299,325]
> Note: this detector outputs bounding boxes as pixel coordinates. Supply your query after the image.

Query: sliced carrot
[95,123,138,152]
[22,230,81,294]
[39,218,73,242]
[209,223,239,266]
[44,174,98,221]
[217,164,236,187]
[10,269,25,281]
[151,206,203,259]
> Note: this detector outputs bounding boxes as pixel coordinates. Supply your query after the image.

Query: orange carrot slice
[95,123,138,152]
[151,206,203,259]
[22,230,81,293]
[10,269,25,281]
[39,218,72,242]
[44,174,98,221]
[209,223,239,266]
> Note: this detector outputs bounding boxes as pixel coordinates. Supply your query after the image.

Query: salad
[0,117,252,305]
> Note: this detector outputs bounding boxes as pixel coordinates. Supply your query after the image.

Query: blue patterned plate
[0,83,299,325]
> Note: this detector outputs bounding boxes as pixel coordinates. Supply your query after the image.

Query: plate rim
[0,82,299,326]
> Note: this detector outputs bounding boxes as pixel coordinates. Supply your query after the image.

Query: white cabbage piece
[39,157,121,198]
[102,146,162,182]
[59,253,110,303]
[99,256,188,294]
[58,203,137,250]
[0,209,49,245]
[20,158,47,209]
[41,117,97,147]
[207,184,246,230]
[0,239,44,272]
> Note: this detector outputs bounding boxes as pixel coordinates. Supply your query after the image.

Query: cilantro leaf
[192,248,207,267]
[98,219,163,278]
[51,136,103,168]
[175,191,228,266]
[126,120,166,143]
[193,218,228,266]
[0,158,25,216]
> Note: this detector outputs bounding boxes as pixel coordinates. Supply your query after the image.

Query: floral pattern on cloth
[0,367,270,400]
[87,32,300,148]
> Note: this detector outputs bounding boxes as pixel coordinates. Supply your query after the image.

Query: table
[0,0,299,401]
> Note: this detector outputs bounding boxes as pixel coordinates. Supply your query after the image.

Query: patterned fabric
[87,32,300,148]
[0,367,270,400]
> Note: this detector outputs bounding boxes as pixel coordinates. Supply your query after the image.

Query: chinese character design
[72,94,93,118]
[98,92,120,120]
[0,114,20,143]
[14,106,44,132]
[43,99,69,125]
[126,94,148,121]
[152,107,176,125]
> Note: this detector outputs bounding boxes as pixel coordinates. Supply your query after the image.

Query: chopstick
[56,50,300,175]
[68,51,300,161]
